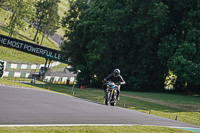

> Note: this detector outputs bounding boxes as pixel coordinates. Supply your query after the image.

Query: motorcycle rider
[102,69,126,100]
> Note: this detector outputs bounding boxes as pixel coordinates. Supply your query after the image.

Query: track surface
[0,85,199,128]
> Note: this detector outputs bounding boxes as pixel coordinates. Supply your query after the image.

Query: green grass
[3,77,45,84]
[0,46,46,64]
[122,91,200,105]
[57,0,69,37]
[117,96,200,126]
[0,9,12,26]
[0,125,194,133]
[58,0,69,17]
[0,25,59,49]
[0,78,42,89]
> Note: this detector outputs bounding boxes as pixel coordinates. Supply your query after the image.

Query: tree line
[0,0,60,45]
[61,0,200,93]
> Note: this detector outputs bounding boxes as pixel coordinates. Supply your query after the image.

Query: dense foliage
[61,0,200,92]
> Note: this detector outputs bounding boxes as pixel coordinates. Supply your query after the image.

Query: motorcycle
[104,81,118,106]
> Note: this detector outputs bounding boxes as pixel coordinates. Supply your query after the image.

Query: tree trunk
[8,13,16,37]
[9,19,16,37]
[33,19,42,42]
[40,33,45,45]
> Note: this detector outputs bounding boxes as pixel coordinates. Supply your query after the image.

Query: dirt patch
[178,104,200,112]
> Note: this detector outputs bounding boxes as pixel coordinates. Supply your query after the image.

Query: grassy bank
[0,8,60,64]
[0,46,46,64]
[57,0,69,37]
[0,78,43,89]
[0,0,70,64]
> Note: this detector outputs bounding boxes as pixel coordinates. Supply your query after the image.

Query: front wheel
[110,91,117,106]
[110,102,116,106]
[110,96,116,106]
[105,92,110,105]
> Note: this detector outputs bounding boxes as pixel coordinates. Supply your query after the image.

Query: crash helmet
[113,69,120,77]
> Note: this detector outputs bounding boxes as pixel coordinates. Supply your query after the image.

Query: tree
[7,0,35,37]
[158,0,200,92]
[62,0,200,92]
[124,0,169,91]
[40,0,60,45]
[33,0,60,44]
[61,0,91,86]
[62,0,169,90]
[0,0,8,8]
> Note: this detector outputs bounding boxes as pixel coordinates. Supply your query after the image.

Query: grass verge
[0,78,43,89]
[3,77,45,84]
[0,125,194,133]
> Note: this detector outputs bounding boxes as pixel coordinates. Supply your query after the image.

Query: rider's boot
[116,92,120,100]
[103,90,106,98]
[116,95,120,100]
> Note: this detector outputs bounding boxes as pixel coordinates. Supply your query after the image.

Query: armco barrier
[44,76,74,83]
[3,71,75,83]
[5,61,60,69]
[3,71,31,78]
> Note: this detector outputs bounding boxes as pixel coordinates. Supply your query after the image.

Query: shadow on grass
[1,26,10,33]
[1,26,33,42]
[17,32,33,42]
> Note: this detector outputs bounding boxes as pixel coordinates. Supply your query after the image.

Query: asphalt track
[0,85,200,131]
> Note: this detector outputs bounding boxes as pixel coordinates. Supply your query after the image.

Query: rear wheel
[105,92,110,105]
